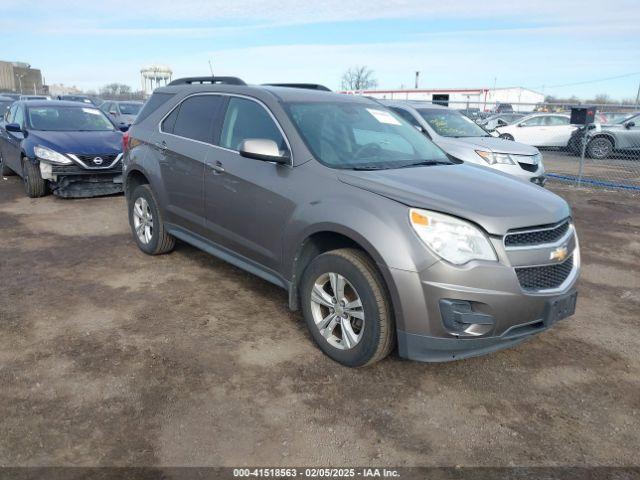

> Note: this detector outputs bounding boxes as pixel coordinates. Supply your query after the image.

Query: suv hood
[30,130,123,155]
[448,136,538,155]
[338,164,569,235]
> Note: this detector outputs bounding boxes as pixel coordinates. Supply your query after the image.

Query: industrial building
[0,61,45,94]
[347,86,545,112]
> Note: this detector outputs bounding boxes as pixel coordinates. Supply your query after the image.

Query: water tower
[140,64,173,95]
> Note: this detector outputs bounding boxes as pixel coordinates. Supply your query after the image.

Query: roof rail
[263,83,332,92]
[168,76,246,86]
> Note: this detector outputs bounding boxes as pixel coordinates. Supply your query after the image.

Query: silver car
[123,78,579,367]
[381,100,545,185]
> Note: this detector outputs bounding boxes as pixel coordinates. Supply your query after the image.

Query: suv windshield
[119,103,142,115]
[418,109,490,138]
[286,102,451,170]
[28,105,116,131]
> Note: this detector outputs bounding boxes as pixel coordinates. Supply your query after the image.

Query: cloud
[16,0,640,27]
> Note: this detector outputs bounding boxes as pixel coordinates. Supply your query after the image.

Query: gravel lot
[1,175,639,467]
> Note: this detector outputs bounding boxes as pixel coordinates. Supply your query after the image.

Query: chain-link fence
[357,94,640,193]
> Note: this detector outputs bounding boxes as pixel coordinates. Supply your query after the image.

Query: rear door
[154,94,225,236]
[544,115,575,147]
[514,116,548,146]
[203,95,295,272]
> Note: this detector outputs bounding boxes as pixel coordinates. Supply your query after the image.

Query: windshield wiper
[397,160,451,168]
[351,165,390,171]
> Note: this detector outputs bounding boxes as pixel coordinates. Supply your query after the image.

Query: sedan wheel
[310,272,365,350]
[586,137,613,160]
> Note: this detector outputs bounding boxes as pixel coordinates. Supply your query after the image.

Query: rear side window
[220,97,285,151]
[161,107,180,134]
[172,95,224,143]
[134,92,175,125]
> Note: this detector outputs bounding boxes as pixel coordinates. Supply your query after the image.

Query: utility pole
[415,71,420,89]
[635,81,640,108]
[208,59,214,77]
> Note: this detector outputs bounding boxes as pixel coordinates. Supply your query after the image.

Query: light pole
[17,74,25,94]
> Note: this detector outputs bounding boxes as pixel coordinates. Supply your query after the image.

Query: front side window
[171,95,224,143]
[417,109,489,138]
[27,106,115,131]
[14,105,25,127]
[286,101,450,170]
[220,97,286,152]
[6,104,17,123]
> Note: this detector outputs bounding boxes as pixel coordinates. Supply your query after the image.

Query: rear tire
[499,133,514,141]
[300,248,395,367]
[128,184,175,255]
[586,136,613,160]
[22,158,47,197]
[0,151,15,176]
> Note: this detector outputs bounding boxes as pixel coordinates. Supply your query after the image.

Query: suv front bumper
[387,242,580,362]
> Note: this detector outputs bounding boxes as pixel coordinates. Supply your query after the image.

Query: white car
[380,100,546,185]
[496,113,577,147]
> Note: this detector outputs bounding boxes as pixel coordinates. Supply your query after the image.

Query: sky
[2,0,640,100]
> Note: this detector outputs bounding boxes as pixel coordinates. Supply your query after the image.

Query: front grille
[505,220,570,247]
[51,163,122,175]
[73,154,120,167]
[515,255,574,291]
[518,162,538,172]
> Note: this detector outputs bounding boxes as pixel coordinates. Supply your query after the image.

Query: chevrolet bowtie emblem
[550,245,568,262]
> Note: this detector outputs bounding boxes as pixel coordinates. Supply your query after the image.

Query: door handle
[155,140,167,151]
[209,161,225,174]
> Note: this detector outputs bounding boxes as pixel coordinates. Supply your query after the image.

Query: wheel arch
[287,226,402,333]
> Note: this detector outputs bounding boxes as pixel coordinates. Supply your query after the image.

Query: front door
[203,96,295,273]
[3,104,25,173]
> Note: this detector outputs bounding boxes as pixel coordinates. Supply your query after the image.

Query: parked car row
[1,77,581,367]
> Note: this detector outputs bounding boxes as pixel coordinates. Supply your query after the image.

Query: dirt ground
[0,175,639,468]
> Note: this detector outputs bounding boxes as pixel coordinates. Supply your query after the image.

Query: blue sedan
[0,100,124,198]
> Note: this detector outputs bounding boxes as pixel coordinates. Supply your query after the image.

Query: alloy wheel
[310,272,365,350]
[133,197,154,244]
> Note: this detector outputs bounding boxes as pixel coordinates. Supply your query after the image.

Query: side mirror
[517,123,525,127]
[109,110,117,116]
[119,125,129,132]
[239,139,289,164]
[496,119,507,127]
[5,123,22,133]
[625,121,635,129]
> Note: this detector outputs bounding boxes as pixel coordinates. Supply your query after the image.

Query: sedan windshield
[28,106,115,131]
[286,102,451,170]
[119,103,142,115]
[418,109,490,137]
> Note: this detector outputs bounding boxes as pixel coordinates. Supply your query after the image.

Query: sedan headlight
[34,145,73,165]
[475,150,515,165]
[409,208,497,265]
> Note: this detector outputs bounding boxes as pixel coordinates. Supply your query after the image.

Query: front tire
[586,136,613,159]
[300,248,395,367]
[128,184,175,255]
[22,158,47,197]
[0,151,15,176]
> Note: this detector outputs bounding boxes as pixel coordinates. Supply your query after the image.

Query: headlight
[475,150,515,165]
[409,208,497,265]
[34,145,73,165]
